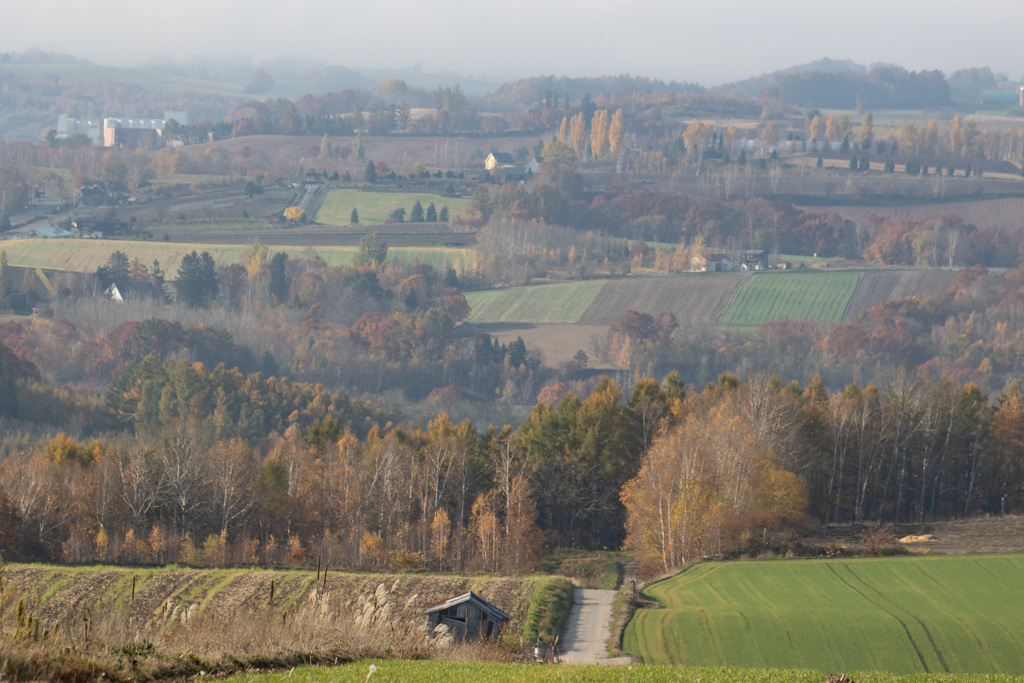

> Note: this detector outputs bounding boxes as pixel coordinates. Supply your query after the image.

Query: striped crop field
[0,240,476,278]
[720,271,858,326]
[623,555,1024,674]
[465,281,607,324]
[466,275,743,326]
[316,189,471,226]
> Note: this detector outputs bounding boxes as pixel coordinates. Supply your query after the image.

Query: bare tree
[157,419,209,535]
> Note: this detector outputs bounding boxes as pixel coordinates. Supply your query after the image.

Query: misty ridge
[0,49,1014,141]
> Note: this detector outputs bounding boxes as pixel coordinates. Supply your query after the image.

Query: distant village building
[484,152,515,171]
[740,249,767,270]
[27,227,75,239]
[105,283,125,304]
[707,254,733,272]
[56,114,102,142]
[104,282,156,303]
[102,118,165,148]
[77,186,115,207]
[72,218,128,235]
[981,89,1024,106]
[424,592,509,641]
[484,152,539,184]
[56,111,188,148]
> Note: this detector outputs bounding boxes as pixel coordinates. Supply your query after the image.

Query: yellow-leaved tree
[569,112,588,160]
[622,390,808,574]
[590,109,609,160]
[609,109,625,161]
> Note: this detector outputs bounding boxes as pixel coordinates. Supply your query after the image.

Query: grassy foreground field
[720,271,859,326]
[316,189,471,226]
[223,661,1024,682]
[623,555,1024,674]
[0,239,476,276]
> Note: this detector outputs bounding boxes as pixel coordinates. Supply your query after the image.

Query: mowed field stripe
[721,271,858,326]
[624,555,1024,674]
[464,281,605,324]
[0,239,476,278]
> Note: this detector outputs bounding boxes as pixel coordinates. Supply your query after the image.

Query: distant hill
[710,57,867,99]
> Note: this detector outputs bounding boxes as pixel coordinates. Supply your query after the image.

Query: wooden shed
[424,591,510,640]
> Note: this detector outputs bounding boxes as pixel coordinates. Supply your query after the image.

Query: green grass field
[623,555,1024,674]
[0,239,476,278]
[316,189,470,226]
[222,661,1024,682]
[720,270,858,326]
[464,281,606,324]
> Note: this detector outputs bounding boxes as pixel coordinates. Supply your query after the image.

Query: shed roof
[424,591,510,622]
[487,152,515,164]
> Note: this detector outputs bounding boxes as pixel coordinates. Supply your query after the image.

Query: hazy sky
[6,0,1024,86]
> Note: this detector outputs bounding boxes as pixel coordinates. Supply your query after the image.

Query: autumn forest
[2,51,1024,582]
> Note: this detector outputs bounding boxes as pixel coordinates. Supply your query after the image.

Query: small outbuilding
[424,591,509,640]
[708,253,733,272]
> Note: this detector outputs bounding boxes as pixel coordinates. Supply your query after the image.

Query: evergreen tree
[351,207,359,224]
[445,267,459,288]
[176,250,219,308]
[410,200,424,222]
[426,202,437,222]
[816,153,823,168]
[268,252,289,304]
[364,161,376,183]
[439,205,449,222]
[0,341,18,419]
[95,250,131,289]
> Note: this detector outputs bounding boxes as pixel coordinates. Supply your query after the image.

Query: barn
[424,591,509,640]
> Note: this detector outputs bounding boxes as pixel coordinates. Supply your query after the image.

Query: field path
[559,589,632,665]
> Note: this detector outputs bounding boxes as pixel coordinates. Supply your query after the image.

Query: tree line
[1,367,1022,573]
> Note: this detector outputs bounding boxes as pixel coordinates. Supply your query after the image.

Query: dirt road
[558,588,633,665]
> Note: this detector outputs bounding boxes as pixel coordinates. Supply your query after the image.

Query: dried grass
[0,571,510,682]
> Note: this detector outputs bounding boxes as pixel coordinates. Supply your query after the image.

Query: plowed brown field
[807,196,1024,232]
[842,270,958,322]
[579,275,745,325]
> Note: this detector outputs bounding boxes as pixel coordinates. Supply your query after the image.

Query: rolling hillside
[470,268,962,364]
